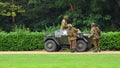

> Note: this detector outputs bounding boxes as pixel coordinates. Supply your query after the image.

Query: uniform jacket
[67,27,77,41]
[90,27,101,39]
[60,19,67,29]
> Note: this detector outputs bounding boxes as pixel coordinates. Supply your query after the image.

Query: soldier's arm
[88,28,95,38]
[73,28,78,33]
[91,29,95,36]
[97,27,101,36]
[97,27,101,32]
[77,29,81,33]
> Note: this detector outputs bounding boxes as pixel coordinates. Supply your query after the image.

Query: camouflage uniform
[89,23,101,52]
[67,24,78,52]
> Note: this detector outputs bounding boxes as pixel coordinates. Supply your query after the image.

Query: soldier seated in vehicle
[60,15,69,30]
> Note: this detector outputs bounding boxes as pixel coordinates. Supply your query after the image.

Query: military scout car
[44,29,92,52]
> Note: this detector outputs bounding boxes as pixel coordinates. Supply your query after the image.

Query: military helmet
[67,24,72,27]
[91,23,96,27]
[64,15,69,19]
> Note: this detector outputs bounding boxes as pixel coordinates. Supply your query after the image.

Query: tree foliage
[0,1,25,20]
[0,0,120,32]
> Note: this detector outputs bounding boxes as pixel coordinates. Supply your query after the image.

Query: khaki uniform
[90,27,101,51]
[60,19,67,29]
[67,27,77,49]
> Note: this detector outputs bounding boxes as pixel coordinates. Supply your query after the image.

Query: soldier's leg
[72,40,76,49]
[93,39,97,51]
[74,40,76,49]
[97,39,101,51]
[71,40,76,52]
[69,40,72,49]
[69,40,73,52]
[71,40,74,49]
[74,40,76,52]
[68,38,71,49]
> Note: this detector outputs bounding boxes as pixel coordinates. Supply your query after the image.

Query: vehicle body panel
[44,30,92,47]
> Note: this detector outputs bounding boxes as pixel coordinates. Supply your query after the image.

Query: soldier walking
[88,23,101,52]
[60,15,69,29]
[67,24,78,53]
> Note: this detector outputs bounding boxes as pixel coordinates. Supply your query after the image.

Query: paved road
[0,51,120,54]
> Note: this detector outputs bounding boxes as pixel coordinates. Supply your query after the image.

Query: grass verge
[0,54,120,68]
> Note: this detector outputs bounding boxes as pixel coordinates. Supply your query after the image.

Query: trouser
[93,39,100,50]
[69,40,76,49]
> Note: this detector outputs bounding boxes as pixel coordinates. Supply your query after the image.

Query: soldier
[88,23,101,52]
[67,24,78,53]
[60,15,69,29]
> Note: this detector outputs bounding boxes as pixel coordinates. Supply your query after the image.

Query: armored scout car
[44,29,92,52]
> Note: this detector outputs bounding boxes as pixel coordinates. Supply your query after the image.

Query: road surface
[0,51,120,54]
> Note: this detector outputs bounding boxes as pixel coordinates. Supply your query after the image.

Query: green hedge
[100,32,120,50]
[0,31,119,51]
[0,31,44,51]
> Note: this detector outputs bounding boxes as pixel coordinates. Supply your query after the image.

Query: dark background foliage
[0,0,120,51]
[0,0,120,32]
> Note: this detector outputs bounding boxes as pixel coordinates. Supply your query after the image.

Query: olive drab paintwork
[44,29,92,52]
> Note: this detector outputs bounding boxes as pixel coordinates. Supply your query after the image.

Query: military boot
[72,48,75,53]
[93,50,98,52]
[70,48,75,53]
[98,49,101,52]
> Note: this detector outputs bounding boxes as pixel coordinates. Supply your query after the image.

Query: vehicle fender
[77,37,88,43]
[44,37,60,45]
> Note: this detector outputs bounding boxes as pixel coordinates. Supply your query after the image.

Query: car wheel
[44,40,57,52]
[76,40,87,52]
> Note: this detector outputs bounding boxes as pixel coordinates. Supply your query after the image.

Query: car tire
[76,40,87,52]
[44,40,57,52]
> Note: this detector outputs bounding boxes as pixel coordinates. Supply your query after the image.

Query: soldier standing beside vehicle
[60,15,69,29]
[67,24,78,53]
[88,23,101,52]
